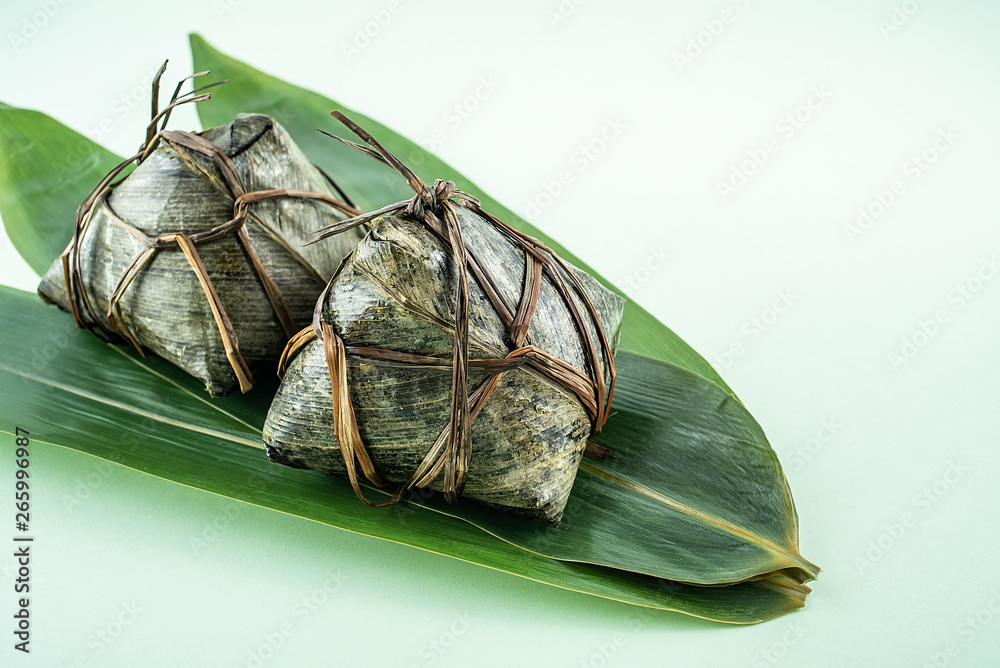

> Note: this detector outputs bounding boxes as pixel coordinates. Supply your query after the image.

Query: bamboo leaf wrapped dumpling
[37,67,364,395]
[263,113,624,525]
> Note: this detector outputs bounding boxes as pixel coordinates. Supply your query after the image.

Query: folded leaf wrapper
[38,110,364,395]
[264,113,624,525]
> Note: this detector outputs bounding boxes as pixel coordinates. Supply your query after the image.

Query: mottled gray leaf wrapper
[37,114,365,395]
[264,206,625,525]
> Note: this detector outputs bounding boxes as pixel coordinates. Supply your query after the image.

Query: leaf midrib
[579,461,818,579]
[0,354,260,448]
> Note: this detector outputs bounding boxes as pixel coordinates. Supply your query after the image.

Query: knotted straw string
[61,62,361,393]
[278,110,617,506]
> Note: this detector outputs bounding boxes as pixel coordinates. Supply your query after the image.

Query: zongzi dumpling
[263,112,623,525]
[38,112,364,395]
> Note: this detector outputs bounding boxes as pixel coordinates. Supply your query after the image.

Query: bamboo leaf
[0,286,806,623]
[406,352,818,585]
[185,36,817,585]
[0,105,121,274]
[0,38,817,623]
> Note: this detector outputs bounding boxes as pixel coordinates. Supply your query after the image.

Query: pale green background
[1,0,999,666]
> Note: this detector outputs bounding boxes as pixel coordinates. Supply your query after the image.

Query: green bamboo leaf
[0,41,817,621]
[0,105,121,274]
[188,33,732,394]
[0,285,806,623]
[405,352,818,585]
[185,35,816,585]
